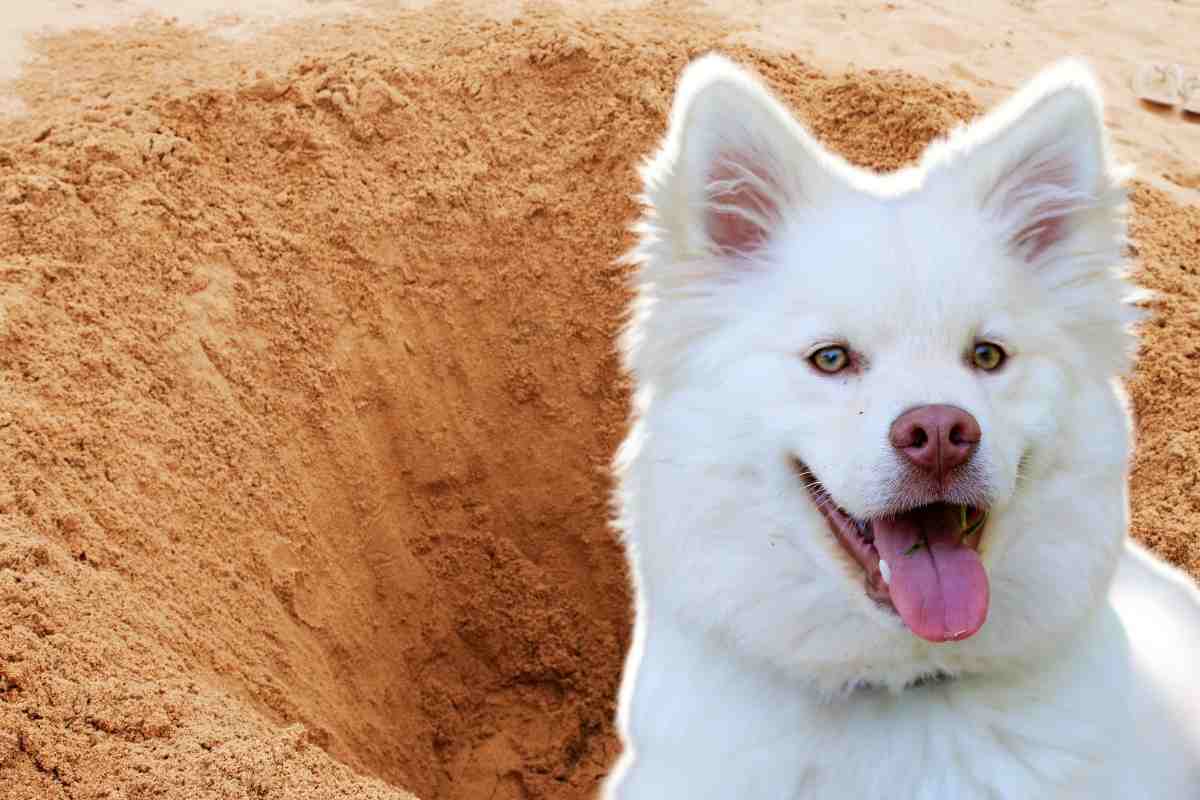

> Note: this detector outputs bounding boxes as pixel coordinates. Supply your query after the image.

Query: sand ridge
[0,2,1198,799]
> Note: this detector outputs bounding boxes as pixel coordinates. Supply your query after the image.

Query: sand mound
[1,3,1197,799]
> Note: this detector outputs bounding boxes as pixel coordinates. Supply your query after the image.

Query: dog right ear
[638,55,838,268]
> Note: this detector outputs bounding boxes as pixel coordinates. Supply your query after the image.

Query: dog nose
[889,404,981,480]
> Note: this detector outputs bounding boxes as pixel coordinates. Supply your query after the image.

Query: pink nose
[889,404,981,481]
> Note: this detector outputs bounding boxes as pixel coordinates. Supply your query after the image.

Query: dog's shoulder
[1108,541,1200,781]
[1112,539,1200,640]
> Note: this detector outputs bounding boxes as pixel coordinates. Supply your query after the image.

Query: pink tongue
[872,505,989,643]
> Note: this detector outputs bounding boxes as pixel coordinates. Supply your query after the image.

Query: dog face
[618,56,1141,691]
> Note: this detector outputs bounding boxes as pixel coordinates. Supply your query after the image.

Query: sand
[0,2,1197,799]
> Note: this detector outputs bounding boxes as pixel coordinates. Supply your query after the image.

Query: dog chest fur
[610,543,1200,798]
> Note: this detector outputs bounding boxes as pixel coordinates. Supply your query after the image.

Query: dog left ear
[927,60,1125,267]
[639,55,839,267]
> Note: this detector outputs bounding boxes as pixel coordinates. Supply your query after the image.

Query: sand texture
[0,2,1197,799]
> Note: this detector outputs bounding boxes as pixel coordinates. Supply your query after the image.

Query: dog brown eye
[811,346,849,374]
[972,342,1006,371]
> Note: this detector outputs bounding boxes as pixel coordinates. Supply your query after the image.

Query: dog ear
[926,60,1125,267]
[639,55,838,264]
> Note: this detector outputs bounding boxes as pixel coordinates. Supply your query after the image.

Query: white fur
[604,54,1200,798]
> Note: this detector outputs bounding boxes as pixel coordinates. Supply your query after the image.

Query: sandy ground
[5,0,1199,203]
[0,2,1197,799]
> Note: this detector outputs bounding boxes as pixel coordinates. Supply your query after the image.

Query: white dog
[603,54,1200,799]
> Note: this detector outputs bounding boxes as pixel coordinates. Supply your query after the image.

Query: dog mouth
[793,459,991,643]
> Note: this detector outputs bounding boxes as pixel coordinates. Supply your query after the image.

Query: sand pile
[0,3,1197,799]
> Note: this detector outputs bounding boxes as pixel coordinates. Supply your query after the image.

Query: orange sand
[0,3,1197,799]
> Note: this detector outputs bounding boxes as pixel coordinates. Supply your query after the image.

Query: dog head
[619,55,1141,691]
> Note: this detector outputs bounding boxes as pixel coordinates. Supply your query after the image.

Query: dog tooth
[879,559,891,585]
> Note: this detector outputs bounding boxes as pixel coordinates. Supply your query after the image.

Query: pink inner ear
[705,152,782,257]
[995,153,1084,263]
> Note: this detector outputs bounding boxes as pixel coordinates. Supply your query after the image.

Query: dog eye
[972,342,1006,371]
[810,346,849,374]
